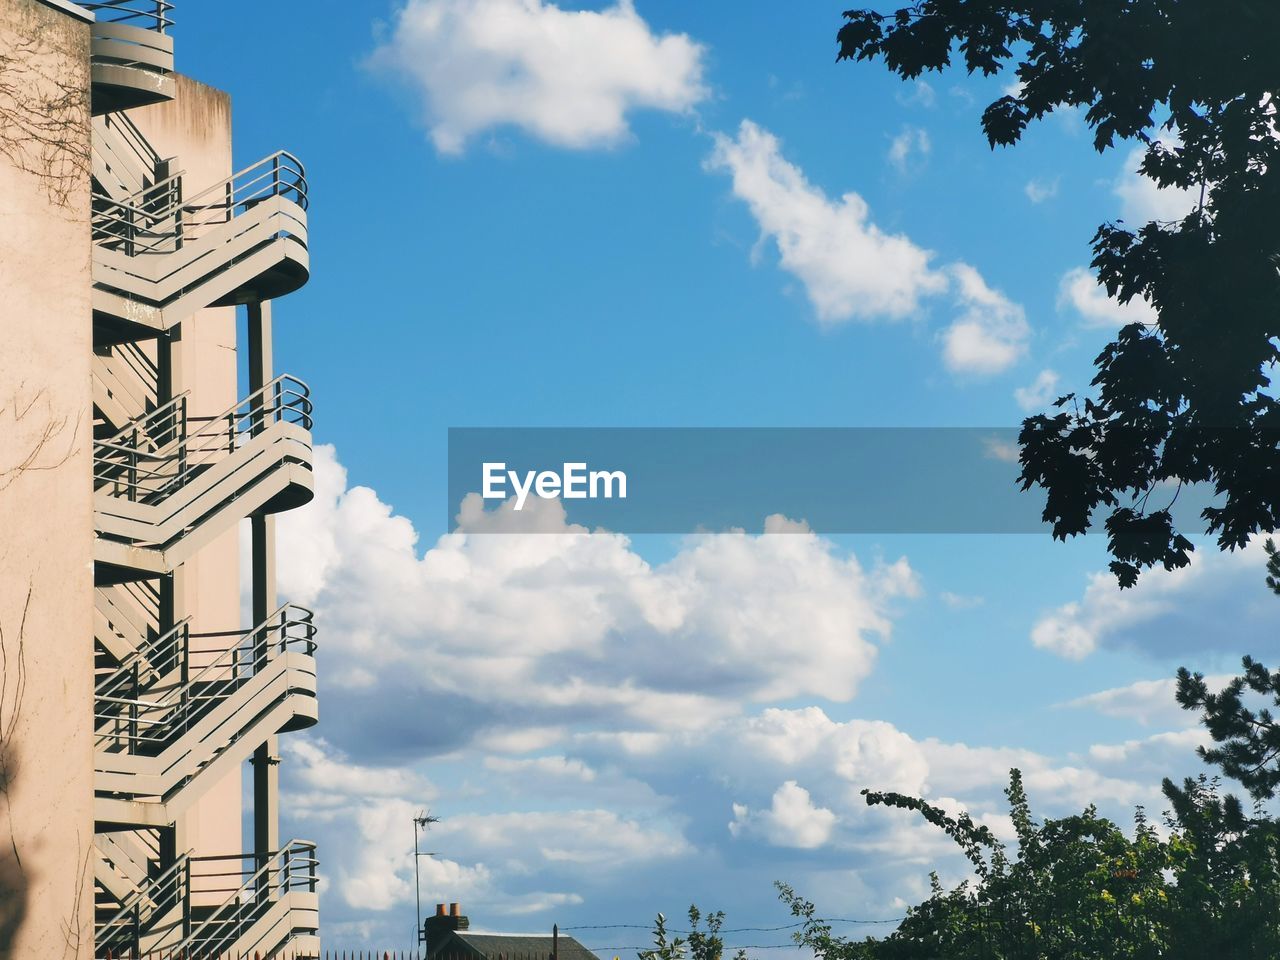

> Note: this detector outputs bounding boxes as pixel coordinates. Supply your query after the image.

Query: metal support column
[247,301,280,878]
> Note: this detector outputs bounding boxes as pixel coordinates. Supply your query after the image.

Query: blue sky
[173,1,1277,953]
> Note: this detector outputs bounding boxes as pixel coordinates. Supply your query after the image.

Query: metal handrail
[92,150,308,255]
[171,841,318,959]
[97,389,186,450]
[95,849,192,956]
[99,110,164,170]
[93,374,312,504]
[95,605,316,753]
[95,615,191,702]
[82,0,174,32]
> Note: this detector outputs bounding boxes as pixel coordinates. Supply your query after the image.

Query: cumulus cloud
[289,700,1166,939]
[731,781,837,849]
[369,0,707,154]
[887,126,931,173]
[705,120,1028,374]
[1057,266,1156,328]
[280,445,920,759]
[1031,538,1277,660]
[1014,369,1060,412]
[273,448,1220,949]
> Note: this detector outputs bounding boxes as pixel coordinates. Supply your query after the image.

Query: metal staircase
[94,340,161,435]
[86,9,322,954]
[96,849,190,958]
[95,579,163,671]
[93,375,314,583]
[85,1,176,115]
[95,605,318,829]
[95,842,319,959]
[181,843,320,960]
[93,111,172,203]
[92,152,310,342]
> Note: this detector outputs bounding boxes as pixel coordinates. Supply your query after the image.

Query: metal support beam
[247,301,280,875]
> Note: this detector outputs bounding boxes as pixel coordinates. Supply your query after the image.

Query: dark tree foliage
[1174,539,1280,800]
[1176,656,1280,802]
[837,2,1280,587]
[780,771,1280,959]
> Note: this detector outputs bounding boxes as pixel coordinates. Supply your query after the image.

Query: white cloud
[705,120,948,325]
[731,781,837,849]
[887,126,931,173]
[1024,178,1059,203]
[1031,537,1274,660]
[275,447,1216,948]
[281,446,920,745]
[1014,369,1059,412]
[483,754,598,783]
[1087,728,1208,765]
[896,80,936,109]
[940,264,1029,375]
[1057,266,1156,328]
[981,435,1020,463]
[940,591,985,610]
[706,120,1028,374]
[1114,144,1198,225]
[370,0,707,154]
[1063,676,1231,729]
[285,737,433,813]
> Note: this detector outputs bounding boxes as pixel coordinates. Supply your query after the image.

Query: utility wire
[585,946,802,953]
[566,917,904,935]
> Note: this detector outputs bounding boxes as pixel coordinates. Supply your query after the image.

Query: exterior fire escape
[85,3,321,957]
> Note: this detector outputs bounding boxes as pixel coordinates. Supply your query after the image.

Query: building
[424,905,597,960]
[0,1,319,956]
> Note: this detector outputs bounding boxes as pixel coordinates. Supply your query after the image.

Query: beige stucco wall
[130,75,245,871]
[0,1,94,957]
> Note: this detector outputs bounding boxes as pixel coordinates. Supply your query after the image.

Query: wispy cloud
[705,120,1028,375]
[887,125,931,173]
[1024,177,1059,204]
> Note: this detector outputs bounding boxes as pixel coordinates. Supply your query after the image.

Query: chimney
[423,901,469,955]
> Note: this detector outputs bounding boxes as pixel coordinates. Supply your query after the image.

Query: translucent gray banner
[446,427,1214,535]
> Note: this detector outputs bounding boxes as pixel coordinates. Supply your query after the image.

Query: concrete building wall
[130,75,245,875]
[0,1,94,956]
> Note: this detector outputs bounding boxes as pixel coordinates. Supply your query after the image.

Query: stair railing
[94,614,191,752]
[93,374,312,504]
[91,150,307,256]
[94,604,316,758]
[98,110,164,176]
[81,0,174,32]
[95,850,191,959]
[93,391,187,501]
[108,339,162,402]
[92,169,184,255]
[170,841,318,959]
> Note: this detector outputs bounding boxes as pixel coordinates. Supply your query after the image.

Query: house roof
[431,929,598,960]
